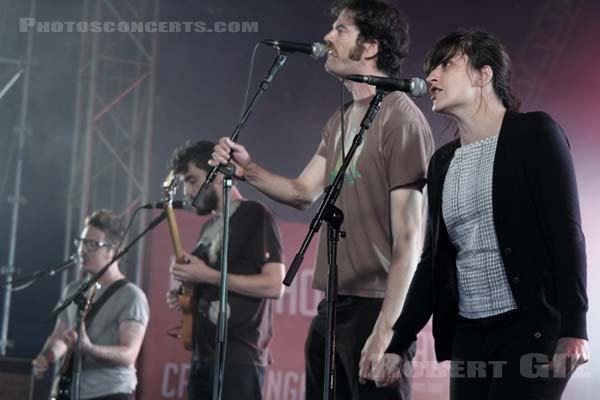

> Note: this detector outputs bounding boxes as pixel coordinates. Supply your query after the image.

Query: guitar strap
[84,279,129,329]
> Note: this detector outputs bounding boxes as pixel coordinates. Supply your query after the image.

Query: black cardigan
[387,111,588,362]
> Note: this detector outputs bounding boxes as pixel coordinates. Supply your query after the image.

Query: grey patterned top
[442,135,517,319]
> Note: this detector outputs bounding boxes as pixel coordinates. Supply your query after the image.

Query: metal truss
[513,0,586,110]
[62,0,159,290]
[0,0,36,356]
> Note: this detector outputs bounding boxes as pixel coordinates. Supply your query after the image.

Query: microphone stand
[283,90,387,400]
[2,256,79,291]
[211,163,236,400]
[191,52,287,209]
[50,212,167,400]
[188,51,288,400]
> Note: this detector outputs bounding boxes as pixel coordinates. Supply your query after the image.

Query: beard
[348,40,365,61]
[194,185,219,215]
[325,40,366,77]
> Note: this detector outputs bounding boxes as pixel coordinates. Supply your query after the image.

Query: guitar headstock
[89,282,101,303]
[162,171,178,207]
[83,281,101,314]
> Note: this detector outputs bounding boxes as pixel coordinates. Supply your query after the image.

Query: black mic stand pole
[50,211,167,400]
[191,52,287,209]
[70,292,87,400]
[282,90,387,400]
[211,163,236,400]
[189,50,288,400]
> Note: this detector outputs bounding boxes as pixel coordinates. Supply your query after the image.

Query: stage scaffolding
[61,0,159,294]
[1,0,160,357]
[0,0,36,356]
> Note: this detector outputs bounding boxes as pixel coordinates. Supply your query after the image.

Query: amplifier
[0,356,35,400]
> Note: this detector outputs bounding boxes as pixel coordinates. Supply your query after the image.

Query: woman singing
[373,29,589,399]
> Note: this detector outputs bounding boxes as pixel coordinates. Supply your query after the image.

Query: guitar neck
[58,284,99,374]
[165,206,187,263]
[162,194,196,351]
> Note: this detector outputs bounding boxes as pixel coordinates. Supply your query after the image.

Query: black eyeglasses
[73,238,115,252]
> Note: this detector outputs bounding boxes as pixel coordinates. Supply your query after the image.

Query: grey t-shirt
[57,278,149,399]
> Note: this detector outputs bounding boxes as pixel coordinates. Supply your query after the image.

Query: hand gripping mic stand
[191,52,287,211]
[188,51,287,400]
[50,212,167,400]
[282,90,387,400]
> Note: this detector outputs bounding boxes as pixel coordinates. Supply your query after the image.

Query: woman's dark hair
[424,29,521,111]
[331,0,409,79]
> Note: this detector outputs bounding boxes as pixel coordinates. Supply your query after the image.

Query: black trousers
[305,296,415,400]
[450,311,571,400]
[187,360,266,400]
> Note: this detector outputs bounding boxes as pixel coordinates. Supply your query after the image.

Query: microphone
[261,40,327,59]
[49,254,81,276]
[69,253,82,265]
[344,75,428,97]
[141,200,190,209]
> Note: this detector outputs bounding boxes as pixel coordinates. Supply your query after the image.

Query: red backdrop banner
[138,210,448,399]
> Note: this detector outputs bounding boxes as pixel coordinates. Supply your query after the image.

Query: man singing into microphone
[211,1,433,398]
[166,141,285,400]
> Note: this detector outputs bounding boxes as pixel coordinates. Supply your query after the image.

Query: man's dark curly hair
[169,140,215,175]
[85,209,125,246]
[331,0,410,78]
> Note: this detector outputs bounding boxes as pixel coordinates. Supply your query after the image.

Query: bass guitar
[163,171,195,351]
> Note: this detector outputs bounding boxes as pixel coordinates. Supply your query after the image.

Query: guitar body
[51,365,73,400]
[179,283,196,351]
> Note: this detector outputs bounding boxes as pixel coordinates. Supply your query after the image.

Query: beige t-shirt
[313,91,433,298]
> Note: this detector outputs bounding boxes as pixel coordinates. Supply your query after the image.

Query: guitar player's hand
[32,352,52,378]
[170,251,218,285]
[166,289,181,311]
[63,324,93,354]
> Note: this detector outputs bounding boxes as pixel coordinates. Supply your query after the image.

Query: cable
[340,78,347,162]
[8,256,78,292]
[336,79,350,196]
[238,41,262,124]
[115,205,144,255]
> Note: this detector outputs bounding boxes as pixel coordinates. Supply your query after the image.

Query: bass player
[166,140,285,400]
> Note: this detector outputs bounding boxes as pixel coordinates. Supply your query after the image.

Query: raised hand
[209,137,253,173]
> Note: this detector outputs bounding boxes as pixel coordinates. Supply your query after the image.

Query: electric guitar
[163,171,195,351]
[51,282,101,400]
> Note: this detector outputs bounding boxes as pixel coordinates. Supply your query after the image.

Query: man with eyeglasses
[32,209,149,400]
